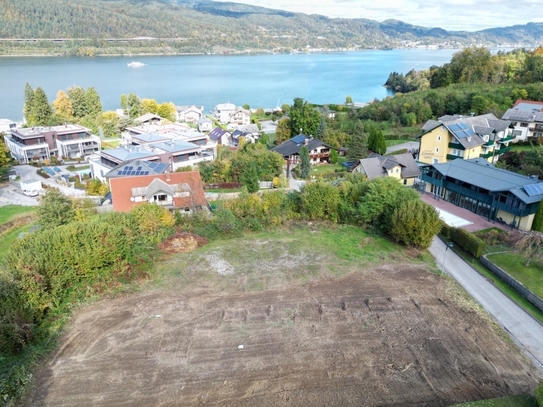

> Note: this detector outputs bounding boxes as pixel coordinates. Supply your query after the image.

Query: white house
[176,105,204,124]
[228,108,252,128]
[198,117,213,132]
[0,119,17,134]
[213,103,236,124]
[501,100,543,142]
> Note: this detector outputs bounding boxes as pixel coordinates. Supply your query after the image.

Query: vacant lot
[23,225,539,407]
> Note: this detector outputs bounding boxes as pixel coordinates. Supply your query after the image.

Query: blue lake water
[0,49,463,121]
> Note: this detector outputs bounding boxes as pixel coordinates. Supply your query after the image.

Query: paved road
[386,141,419,154]
[430,238,543,375]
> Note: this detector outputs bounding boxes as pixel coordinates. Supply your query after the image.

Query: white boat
[127,61,145,68]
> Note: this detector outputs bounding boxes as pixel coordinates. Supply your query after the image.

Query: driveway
[386,141,419,154]
[430,238,543,375]
[14,164,87,197]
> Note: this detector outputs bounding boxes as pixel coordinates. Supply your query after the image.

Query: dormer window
[483,135,489,142]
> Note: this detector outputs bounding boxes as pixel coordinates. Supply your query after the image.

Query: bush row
[441,222,486,258]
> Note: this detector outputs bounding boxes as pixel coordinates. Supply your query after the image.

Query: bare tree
[506,230,543,266]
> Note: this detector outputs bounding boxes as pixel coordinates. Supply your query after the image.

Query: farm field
[22,225,539,407]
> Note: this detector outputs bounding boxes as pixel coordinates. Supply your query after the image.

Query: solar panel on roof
[524,183,543,197]
[292,135,306,144]
[142,171,149,175]
[136,166,142,171]
[449,124,460,131]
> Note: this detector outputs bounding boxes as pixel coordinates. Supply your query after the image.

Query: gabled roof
[208,127,230,141]
[106,159,169,178]
[230,108,251,117]
[352,153,420,180]
[433,158,543,204]
[134,113,162,123]
[271,135,333,158]
[176,105,203,113]
[198,117,213,124]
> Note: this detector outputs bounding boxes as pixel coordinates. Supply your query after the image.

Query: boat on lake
[127,61,145,67]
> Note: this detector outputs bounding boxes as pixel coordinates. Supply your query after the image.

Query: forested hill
[1,0,543,56]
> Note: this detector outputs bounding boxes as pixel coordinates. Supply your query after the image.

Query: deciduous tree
[289,97,320,137]
[37,189,75,228]
[52,90,74,121]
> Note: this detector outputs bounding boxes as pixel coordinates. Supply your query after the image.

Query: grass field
[487,252,543,299]
[310,164,345,175]
[0,205,36,225]
[452,394,538,406]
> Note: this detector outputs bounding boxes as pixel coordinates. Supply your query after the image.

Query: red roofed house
[109,171,207,213]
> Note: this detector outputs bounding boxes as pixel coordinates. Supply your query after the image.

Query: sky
[216,0,543,32]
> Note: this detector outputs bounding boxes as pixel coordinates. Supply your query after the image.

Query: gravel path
[430,237,543,375]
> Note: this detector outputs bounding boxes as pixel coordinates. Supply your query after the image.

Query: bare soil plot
[24,263,538,407]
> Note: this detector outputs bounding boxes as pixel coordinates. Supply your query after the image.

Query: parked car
[23,190,39,197]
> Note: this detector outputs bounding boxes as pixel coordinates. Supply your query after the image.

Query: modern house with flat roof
[90,139,213,182]
[419,113,513,165]
[5,124,99,163]
[421,158,543,231]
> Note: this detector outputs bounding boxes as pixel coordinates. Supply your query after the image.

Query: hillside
[0,0,542,56]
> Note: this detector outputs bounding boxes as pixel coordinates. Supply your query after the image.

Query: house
[418,113,513,165]
[213,103,236,124]
[420,158,543,231]
[236,124,260,138]
[231,130,255,146]
[123,122,208,147]
[208,127,232,146]
[272,134,335,164]
[176,105,204,123]
[198,117,213,133]
[350,153,421,186]
[0,119,16,134]
[5,124,99,163]
[89,139,213,182]
[501,100,543,142]
[227,108,251,128]
[107,167,207,213]
[134,113,163,125]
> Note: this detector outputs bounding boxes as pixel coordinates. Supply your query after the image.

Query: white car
[23,190,39,197]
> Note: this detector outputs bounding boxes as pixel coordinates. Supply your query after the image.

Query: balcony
[483,140,495,146]
[448,142,465,150]
[446,154,462,160]
[499,136,514,143]
[479,152,493,159]
[498,146,511,154]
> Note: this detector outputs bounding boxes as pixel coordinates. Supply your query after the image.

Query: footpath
[430,238,543,375]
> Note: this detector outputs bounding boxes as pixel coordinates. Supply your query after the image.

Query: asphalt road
[386,141,419,154]
[430,238,543,375]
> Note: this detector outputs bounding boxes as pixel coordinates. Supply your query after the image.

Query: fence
[481,255,543,314]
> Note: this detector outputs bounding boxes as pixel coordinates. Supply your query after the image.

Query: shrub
[389,200,442,248]
[299,179,341,222]
[131,203,175,242]
[455,228,486,258]
[535,381,543,407]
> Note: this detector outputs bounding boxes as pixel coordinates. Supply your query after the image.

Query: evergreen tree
[241,163,259,193]
[23,83,34,124]
[346,132,368,161]
[85,87,102,117]
[127,93,142,118]
[30,87,52,126]
[531,202,543,232]
[367,127,386,155]
[316,117,326,140]
[67,86,88,118]
[120,94,128,114]
[300,146,311,179]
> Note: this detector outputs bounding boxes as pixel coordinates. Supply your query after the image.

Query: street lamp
[441,241,454,274]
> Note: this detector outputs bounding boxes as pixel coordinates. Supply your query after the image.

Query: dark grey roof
[106,159,169,178]
[487,119,511,132]
[353,153,420,180]
[208,127,230,141]
[433,158,543,204]
[502,108,543,123]
[272,135,332,157]
[473,125,493,136]
[421,120,441,132]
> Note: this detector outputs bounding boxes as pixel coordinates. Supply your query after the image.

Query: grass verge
[487,252,543,300]
[0,205,35,225]
[451,394,538,406]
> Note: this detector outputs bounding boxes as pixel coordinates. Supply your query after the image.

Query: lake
[0,49,462,121]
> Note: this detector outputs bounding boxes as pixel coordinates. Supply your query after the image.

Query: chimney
[304,138,309,146]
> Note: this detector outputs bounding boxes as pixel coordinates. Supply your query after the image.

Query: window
[435,147,439,153]
[433,158,439,164]
[520,122,528,127]
[437,136,441,142]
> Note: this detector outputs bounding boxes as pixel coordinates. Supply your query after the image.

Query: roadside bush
[389,200,442,248]
[456,228,486,258]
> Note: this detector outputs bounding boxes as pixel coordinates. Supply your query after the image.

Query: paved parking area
[421,192,509,232]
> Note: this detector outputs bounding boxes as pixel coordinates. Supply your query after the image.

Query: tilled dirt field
[24,266,538,407]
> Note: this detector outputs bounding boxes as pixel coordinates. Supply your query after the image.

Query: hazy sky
[218,0,542,32]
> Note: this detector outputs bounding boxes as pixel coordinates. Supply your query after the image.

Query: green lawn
[452,394,538,406]
[310,164,344,174]
[0,205,36,225]
[510,144,535,153]
[0,223,36,263]
[444,238,543,324]
[487,252,543,299]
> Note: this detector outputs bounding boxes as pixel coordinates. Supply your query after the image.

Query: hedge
[440,223,486,258]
